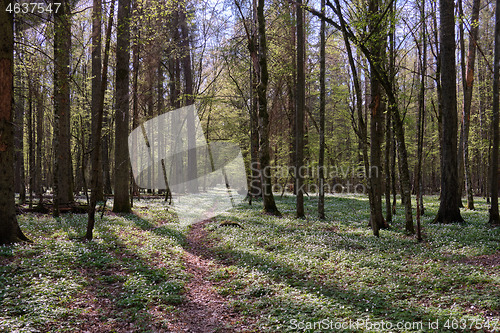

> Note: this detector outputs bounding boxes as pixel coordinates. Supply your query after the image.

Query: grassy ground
[0,195,499,332]
[0,200,188,332]
[208,195,500,332]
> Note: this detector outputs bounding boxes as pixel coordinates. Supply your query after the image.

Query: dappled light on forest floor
[0,195,498,332]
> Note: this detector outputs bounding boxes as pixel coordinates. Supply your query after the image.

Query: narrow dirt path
[167,220,253,333]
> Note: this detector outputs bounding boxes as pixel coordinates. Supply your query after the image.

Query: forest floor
[0,195,499,332]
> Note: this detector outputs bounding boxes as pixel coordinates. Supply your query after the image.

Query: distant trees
[6,0,500,235]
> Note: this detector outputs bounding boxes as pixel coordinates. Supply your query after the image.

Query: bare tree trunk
[179,5,198,193]
[14,67,25,204]
[35,86,44,207]
[90,0,103,204]
[295,0,305,218]
[385,6,393,223]
[434,0,464,224]
[489,0,500,225]
[131,8,140,200]
[318,0,326,220]
[113,0,131,213]
[87,0,108,240]
[257,0,280,216]
[53,0,74,210]
[0,1,30,244]
[28,80,34,209]
[457,0,466,208]
[461,0,481,210]
[416,0,427,242]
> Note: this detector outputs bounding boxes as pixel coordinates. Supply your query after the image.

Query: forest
[0,0,499,331]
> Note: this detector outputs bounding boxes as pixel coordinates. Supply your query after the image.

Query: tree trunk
[113,0,131,213]
[250,61,261,199]
[489,0,500,225]
[131,10,140,199]
[90,0,103,204]
[434,0,464,224]
[457,0,466,208]
[0,0,30,244]
[257,0,280,216]
[461,0,481,210]
[318,0,326,220]
[28,80,34,209]
[416,0,427,242]
[14,67,25,204]
[35,85,44,206]
[295,0,305,218]
[53,0,74,209]
[367,0,387,233]
[179,6,198,193]
[385,5,394,223]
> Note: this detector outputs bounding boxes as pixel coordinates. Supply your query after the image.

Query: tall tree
[489,0,500,225]
[53,0,74,214]
[385,0,395,223]
[416,0,427,241]
[113,0,131,213]
[257,0,280,215]
[434,0,464,223]
[318,0,326,219]
[87,0,114,239]
[90,0,103,203]
[14,65,25,204]
[367,0,387,234]
[0,0,30,244]
[460,0,481,210]
[179,4,198,193]
[296,0,305,218]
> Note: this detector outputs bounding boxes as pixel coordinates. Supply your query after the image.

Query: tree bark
[90,0,103,204]
[318,0,326,220]
[367,0,387,233]
[434,0,464,223]
[35,85,44,206]
[87,0,114,240]
[113,0,131,213]
[53,0,74,210]
[416,0,427,241]
[461,0,481,211]
[14,67,25,204]
[257,0,280,216]
[295,0,305,218]
[179,5,198,193]
[0,0,30,244]
[489,0,500,225]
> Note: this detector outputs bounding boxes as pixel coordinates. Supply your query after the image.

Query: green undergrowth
[0,199,188,332]
[1,195,499,332]
[206,194,500,332]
